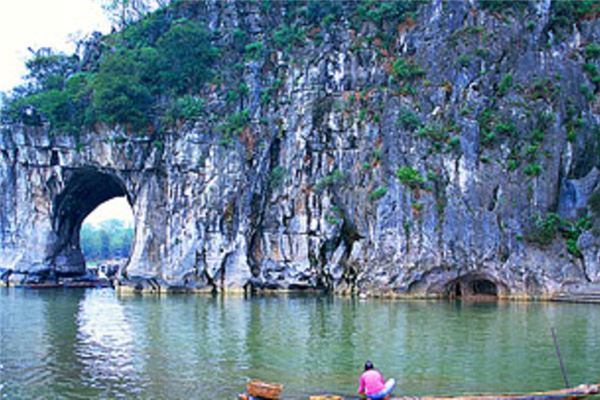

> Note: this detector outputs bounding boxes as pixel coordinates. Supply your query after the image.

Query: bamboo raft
[242,381,600,400]
[309,384,600,400]
[389,383,600,400]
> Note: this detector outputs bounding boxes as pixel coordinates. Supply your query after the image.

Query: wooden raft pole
[309,397,344,400]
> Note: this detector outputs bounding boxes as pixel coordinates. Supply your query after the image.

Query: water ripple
[2,289,600,399]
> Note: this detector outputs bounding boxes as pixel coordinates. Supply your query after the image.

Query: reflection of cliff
[0,289,86,397]
[0,1,599,298]
[42,289,103,397]
[0,289,53,398]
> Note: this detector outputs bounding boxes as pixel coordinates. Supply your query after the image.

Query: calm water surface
[1,288,600,399]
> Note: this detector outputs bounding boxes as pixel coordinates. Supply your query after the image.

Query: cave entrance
[445,275,499,300]
[472,279,498,296]
[51,168,133,278]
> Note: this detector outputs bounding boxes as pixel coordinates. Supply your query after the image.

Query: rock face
[1,1,599,297]
[0,127,166,284]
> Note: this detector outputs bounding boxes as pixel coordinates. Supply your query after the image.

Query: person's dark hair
[364,360,374,371]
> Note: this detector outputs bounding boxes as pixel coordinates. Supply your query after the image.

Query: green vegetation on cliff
[1,0,427,135]
[549,1,600,31]
[2,10,218,134]
[2,0,600,139]
[526,213,593,257]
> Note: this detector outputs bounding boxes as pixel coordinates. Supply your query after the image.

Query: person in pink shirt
[358,360,396,399]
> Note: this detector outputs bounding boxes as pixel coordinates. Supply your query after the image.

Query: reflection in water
[42,289,86,399]
[76,289,140,398]
[2,289,600,399]
[0,288,52,399]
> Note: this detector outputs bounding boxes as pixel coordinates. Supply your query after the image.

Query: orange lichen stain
[308,26,321,36]
[411,204,422,218]
[303,152,312,164]
[443,80,453,96]
[384,61,393,74]
[271,242,282,261]
[240,126,255,157]
[397,16,416,33]
[364,88,377,101]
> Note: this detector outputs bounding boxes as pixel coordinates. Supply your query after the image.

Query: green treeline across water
[80,219,133,261]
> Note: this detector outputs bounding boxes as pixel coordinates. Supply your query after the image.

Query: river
[1,288,599,399]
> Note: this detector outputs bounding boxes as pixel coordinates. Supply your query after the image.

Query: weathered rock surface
[1,1,599,298]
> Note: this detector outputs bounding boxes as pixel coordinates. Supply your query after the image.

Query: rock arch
[2,8,599,296]
[50,167,132,276]
[0,128,169,286]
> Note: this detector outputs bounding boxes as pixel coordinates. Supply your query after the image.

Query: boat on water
[13,280,111,289]
[13,282,63,289]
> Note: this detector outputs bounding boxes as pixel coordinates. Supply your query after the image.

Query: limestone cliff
[1,0,599,298]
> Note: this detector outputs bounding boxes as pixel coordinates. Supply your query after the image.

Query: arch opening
[80,197,133,279]
[51,168,133,278]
